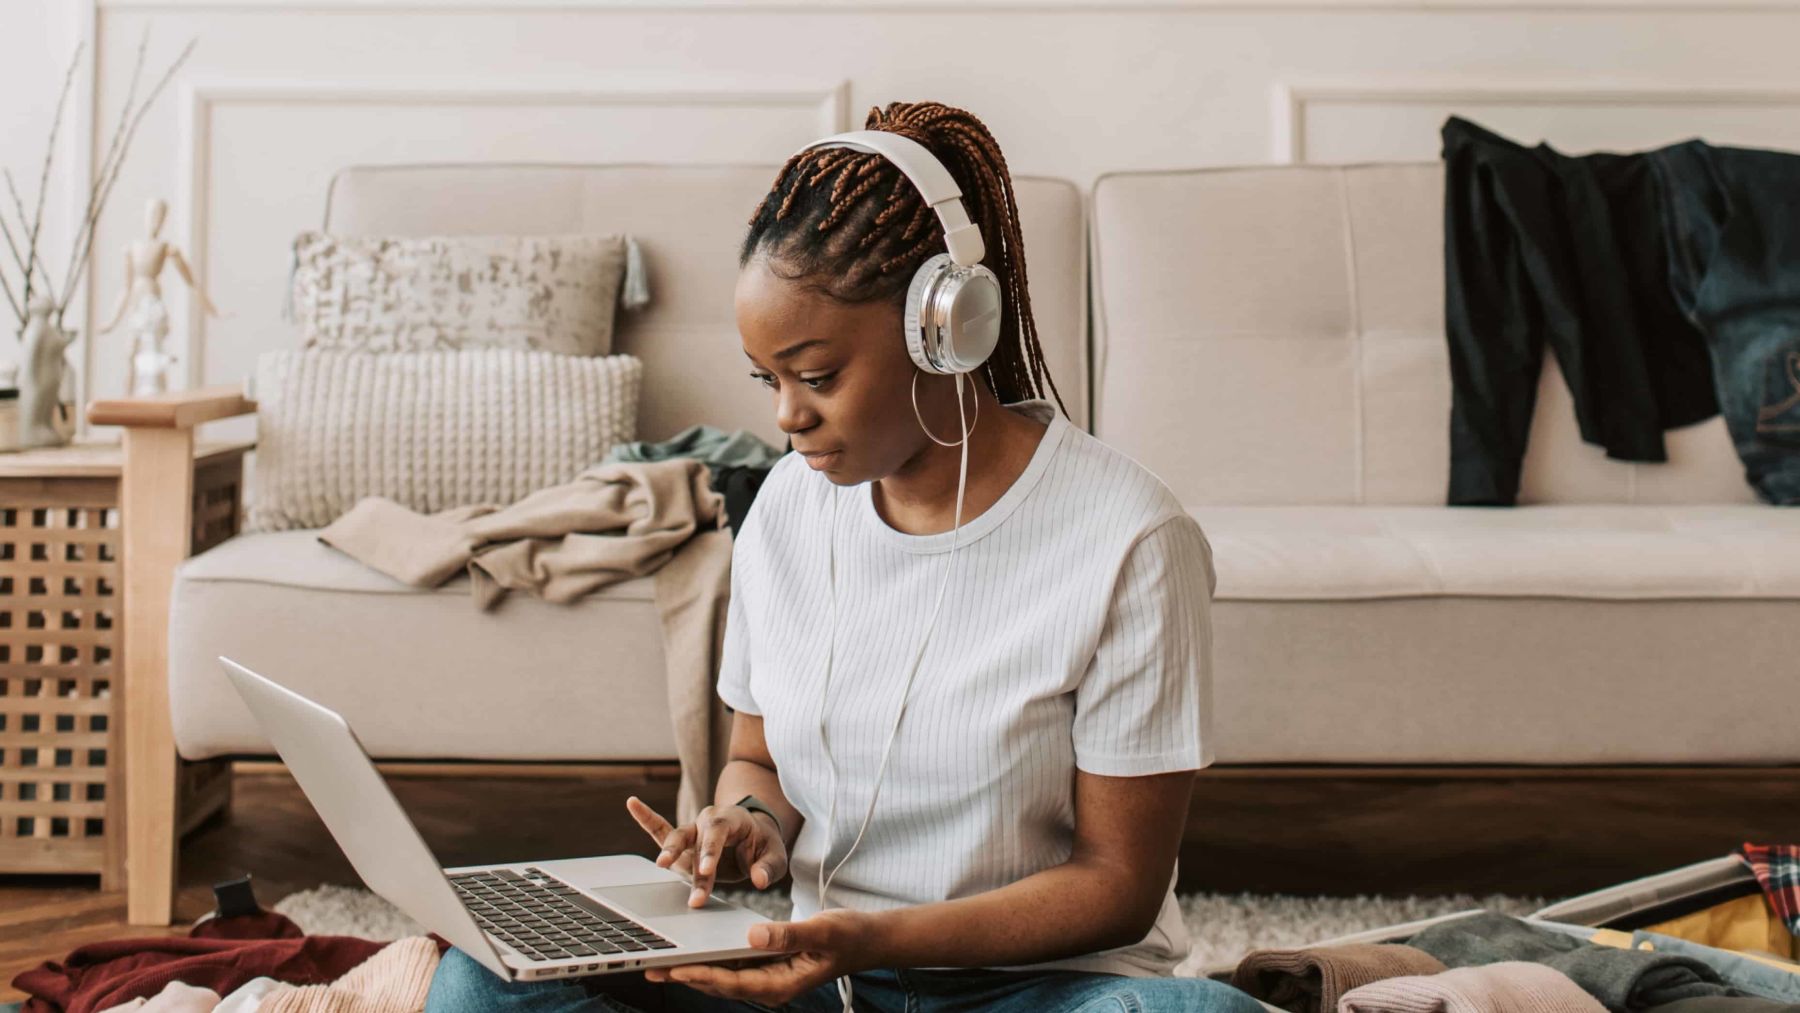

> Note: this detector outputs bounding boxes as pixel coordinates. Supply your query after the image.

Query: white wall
[10,0,1800,431]
[1,1,87,365]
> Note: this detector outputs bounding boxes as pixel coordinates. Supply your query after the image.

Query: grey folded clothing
[1406,912,1739,1013]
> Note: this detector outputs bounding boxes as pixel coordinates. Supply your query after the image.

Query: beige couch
[1091,162,1800,765]
[103,159,1800,926]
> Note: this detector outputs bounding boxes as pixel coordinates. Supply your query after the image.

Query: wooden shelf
[0,440,254,480]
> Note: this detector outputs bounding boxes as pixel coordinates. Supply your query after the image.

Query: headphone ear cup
[904,254,953,374]
[941,264,1003,374]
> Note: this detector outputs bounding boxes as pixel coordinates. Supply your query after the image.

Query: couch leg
[120,426,196,926]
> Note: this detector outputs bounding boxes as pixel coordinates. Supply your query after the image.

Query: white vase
[19,296,76,449]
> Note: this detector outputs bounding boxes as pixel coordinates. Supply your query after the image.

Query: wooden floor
[4,762,1798,1004]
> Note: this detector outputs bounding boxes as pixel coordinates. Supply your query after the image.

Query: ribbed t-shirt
[715,398,1217,977]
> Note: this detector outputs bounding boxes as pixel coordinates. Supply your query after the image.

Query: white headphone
[799,129,1005,379]
[792,128,998,1011]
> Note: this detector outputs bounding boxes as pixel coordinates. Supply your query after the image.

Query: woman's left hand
[643,908,880,1006]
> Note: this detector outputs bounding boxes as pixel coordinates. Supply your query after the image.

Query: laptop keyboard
[448,867,677,962]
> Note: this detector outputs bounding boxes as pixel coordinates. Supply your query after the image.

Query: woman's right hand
[626,796,788,908]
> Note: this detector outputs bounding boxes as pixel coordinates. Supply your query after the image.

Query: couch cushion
[169,531,678,761]
[248,348,642,532]
[1197,503,1800,764]
[1195,504,1800,600]
[1091,163,1755,506]
[1211,595,1800,764]
[291,231,636,356]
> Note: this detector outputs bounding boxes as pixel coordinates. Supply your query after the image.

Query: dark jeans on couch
[1650,141,1800,505]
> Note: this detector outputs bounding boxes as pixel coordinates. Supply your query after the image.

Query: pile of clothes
[1227,844,1800,1013]
[315,422,785,612]
[601,423,788,538]
[1441,116,1800,506]
[8,882,450,1013]
[312,423,786,823]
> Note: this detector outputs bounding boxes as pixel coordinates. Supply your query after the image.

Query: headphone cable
[814,371,972,1012]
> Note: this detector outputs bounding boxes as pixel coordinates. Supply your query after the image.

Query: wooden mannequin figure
[96,197,220,396]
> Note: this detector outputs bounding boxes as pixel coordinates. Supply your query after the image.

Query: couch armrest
[89,385,258,429]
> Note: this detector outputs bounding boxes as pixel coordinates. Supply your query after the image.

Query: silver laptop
[219,656,770,982]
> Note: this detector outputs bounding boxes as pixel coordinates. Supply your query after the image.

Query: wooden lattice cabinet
[0,440,248,884]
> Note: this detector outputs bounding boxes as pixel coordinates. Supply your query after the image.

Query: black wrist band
[734,793,782,837]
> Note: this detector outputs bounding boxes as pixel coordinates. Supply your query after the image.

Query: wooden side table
[0,436,252,888]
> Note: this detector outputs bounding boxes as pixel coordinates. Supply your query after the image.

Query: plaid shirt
[1738,841,1800,936]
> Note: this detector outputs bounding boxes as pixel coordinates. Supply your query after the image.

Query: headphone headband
[794,130,987,267]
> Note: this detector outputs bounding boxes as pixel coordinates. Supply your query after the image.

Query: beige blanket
[319,458,733,822]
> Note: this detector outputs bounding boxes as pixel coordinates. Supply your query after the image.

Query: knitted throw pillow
[290,231,649,356]
[248,348,642,532]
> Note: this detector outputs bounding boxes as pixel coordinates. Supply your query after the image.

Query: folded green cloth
[603,424,784,472]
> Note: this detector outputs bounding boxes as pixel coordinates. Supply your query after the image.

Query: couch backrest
[1090,163,1755,506]
[323,164,1090,447]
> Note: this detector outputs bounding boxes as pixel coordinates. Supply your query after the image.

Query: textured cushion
[1194,504,1800,600]
[168,531,678,761]
[248,348,640,532]
[1091,163,1755,506]
[292,231,637,356]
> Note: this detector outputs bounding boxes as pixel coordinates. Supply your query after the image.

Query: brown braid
[739,100,1068,417]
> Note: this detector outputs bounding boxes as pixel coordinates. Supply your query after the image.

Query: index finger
[626,795,676,847]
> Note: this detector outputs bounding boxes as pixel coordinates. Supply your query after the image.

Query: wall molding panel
[1277,82,1800,163]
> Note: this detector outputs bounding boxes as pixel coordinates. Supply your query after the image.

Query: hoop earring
[911,370,979,447]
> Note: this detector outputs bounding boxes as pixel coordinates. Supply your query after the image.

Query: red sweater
[12,909,450,1013]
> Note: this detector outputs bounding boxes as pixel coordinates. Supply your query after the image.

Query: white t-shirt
[715,397,1217,977]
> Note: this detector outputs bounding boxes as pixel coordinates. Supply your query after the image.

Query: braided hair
[738,100,1068,417]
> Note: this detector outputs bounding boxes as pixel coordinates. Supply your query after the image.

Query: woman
[426,100,1254,1013]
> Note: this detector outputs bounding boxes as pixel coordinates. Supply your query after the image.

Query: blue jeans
[1630,931,1800,1004]
[425,946,1268,1013]
[1651,140,1800,505]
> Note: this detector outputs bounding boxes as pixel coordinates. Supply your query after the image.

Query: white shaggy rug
[274,885,1545,976]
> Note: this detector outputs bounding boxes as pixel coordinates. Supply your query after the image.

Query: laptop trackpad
[600,881,734,919]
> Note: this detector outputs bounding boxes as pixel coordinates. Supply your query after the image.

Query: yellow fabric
[1589,928,1635,950]
[1582,897,1800,968]
[1638,893,1797,961]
